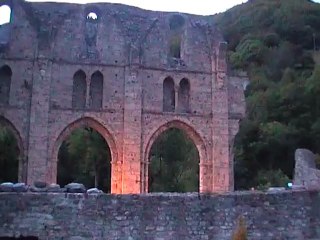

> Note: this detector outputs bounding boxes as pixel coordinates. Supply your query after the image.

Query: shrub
[232,216,248,240]
[264,33,280,48]
[256,169,290,190]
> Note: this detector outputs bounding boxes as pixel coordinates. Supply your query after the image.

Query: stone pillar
[211,42,233,192]
[85,76,90,109]
[174,85,179,112]
[111,160,122,194]
[199,161,213,193]
[121,66,142,193]
[27,58,52,184]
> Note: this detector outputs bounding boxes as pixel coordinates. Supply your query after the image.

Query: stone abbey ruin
[0,0,247,193]
[1,1,320,240]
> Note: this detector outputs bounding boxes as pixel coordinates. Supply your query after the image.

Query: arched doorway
[51,117,118,193]
[57,127,111,192]
[148,128,199,192]
[0,117,24,183]
[143,120,207,193]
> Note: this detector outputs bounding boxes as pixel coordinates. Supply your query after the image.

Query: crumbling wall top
[0,0,224,72]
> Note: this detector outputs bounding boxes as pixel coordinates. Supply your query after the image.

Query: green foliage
[315,154,320,169]
[230,38,266,68]
[216,0,320,189]
[57,128,111,192]
[216,0,320,50]
[232,216,248,240]
[305,65,320,94]
[0,126,19,182]
[149,128,199,192]
[256,169,290,190]
[263,33,280,48]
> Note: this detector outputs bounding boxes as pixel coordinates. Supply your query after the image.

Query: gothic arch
[178,78,190,113]
[0,116,26,182]
[89,71,103,109]
[0,65,12,105]
[142,119,208,192]
[72,70,86,109]
[50,117,119,192]
[168,15,185,59]
[163,77,175,112]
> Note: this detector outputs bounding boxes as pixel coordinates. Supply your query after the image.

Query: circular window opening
[86,12,98,21]
[0,5,11,25]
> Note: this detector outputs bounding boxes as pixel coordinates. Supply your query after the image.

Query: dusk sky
[1,0,320,25]
[1,0,246,25]
[26,0,249,15]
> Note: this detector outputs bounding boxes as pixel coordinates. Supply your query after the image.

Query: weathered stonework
[294,149,320,189]
[0,1,247,193]
[0,190,320,239]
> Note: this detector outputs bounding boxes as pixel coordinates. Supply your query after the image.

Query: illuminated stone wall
[0,190,320,239]
[0,0,247,193]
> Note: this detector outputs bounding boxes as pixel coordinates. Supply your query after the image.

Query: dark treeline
[215,0,320,189]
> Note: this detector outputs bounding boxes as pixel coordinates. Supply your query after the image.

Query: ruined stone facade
[0,0,246,193]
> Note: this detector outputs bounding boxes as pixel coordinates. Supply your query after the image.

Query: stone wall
[0,190,320,240]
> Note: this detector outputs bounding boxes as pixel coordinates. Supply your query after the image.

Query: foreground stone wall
[0,190,320,240]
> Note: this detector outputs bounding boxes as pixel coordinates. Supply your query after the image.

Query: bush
[256,169,290,190]
[230,39,266,68]
[315,154,320,169]
[232,216,248,240]
[264,33,280,48]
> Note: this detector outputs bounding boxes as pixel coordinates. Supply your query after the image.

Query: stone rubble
[294,148,320,190]
[0,181,93,194]
[65,183,86,193]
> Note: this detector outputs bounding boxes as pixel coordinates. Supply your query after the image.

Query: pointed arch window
[89,71,103,109]
[0,65,12,105]
[163,77,175,112]
[72,70,87,109]
[168,14,185,59]
[178,78,190,113]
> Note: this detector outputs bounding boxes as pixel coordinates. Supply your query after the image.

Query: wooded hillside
[215,0,320,189]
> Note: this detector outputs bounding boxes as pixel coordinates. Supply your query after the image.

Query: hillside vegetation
[215,0,320,189]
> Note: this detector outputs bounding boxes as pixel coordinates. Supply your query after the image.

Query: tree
[0,126,19,182]
[230,38,266,68]
[149,128,199,192]
[216,0,320,189]
[57,128,111,192]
